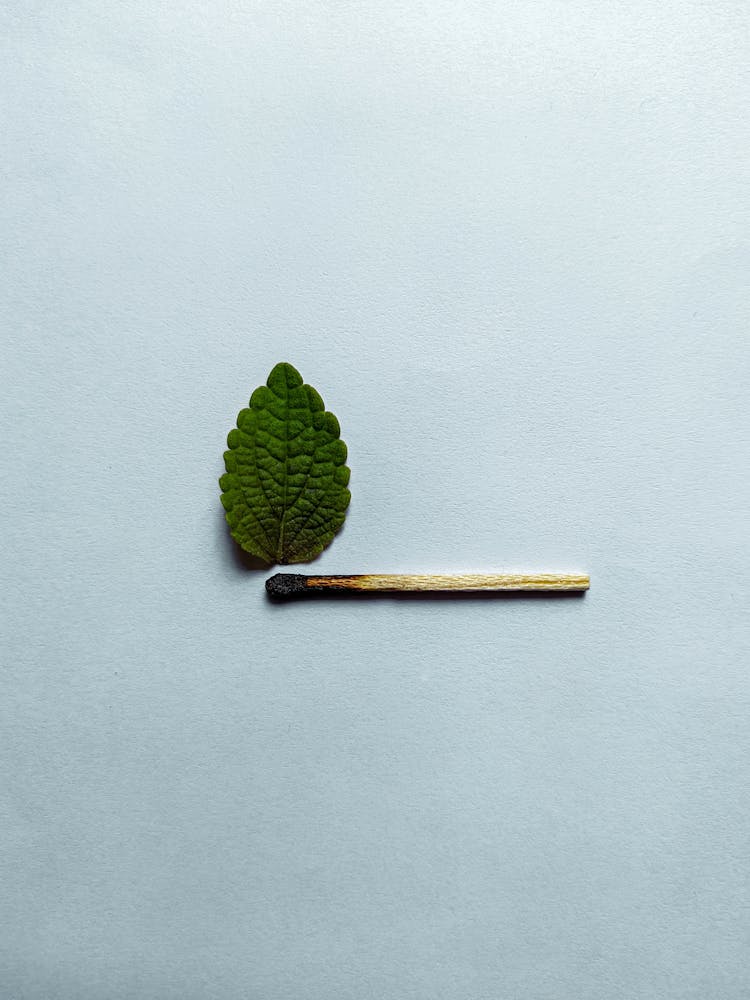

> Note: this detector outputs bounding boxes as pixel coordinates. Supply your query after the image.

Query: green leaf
[219,363,351,565]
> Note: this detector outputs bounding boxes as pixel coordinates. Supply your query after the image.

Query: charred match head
[265,573,309,599]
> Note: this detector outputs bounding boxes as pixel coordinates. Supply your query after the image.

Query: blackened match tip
[266,573,308,598]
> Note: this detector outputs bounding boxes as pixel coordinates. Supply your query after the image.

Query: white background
[2,3,749,997]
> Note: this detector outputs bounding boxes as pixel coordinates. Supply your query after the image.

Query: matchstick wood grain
[266,573,590,598]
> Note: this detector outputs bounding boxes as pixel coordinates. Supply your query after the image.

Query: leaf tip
[267,362,303,394]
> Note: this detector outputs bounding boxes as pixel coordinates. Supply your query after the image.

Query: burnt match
[266,572,590,599]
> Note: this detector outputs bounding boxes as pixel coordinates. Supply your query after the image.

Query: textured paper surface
[2,3,749,998]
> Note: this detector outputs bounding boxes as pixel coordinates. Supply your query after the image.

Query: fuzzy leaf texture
[220,363,351,565]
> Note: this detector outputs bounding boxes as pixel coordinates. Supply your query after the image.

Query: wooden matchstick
[266,572,590,598]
